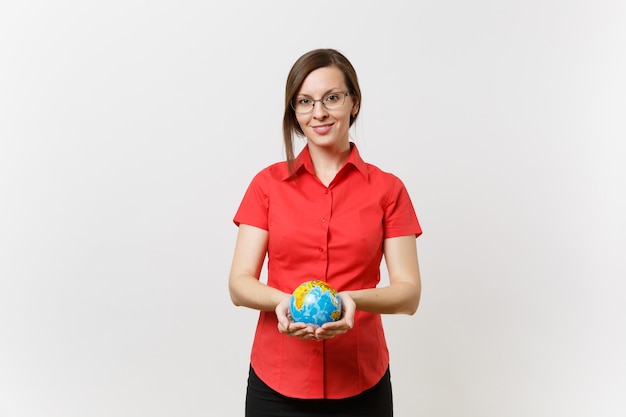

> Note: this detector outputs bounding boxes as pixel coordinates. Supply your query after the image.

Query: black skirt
[245,365,393,417]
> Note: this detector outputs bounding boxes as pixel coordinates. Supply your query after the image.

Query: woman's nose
[312,101,328,118]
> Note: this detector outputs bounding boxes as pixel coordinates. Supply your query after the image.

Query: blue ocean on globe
[289,280,342,326]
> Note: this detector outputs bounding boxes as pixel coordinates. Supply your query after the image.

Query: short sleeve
[233,169,270,230]
[383,176,422,239]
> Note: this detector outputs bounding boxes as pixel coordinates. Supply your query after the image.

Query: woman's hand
[314,292,356,341]
[276,292,356,341]
[275,296,317,340]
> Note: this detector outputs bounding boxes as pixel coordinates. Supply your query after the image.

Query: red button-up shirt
[233,143,421,399]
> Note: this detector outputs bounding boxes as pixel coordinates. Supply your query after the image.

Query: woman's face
[295,66,358,151]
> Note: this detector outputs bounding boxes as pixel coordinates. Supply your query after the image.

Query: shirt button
[324,189,329,194]
[318,248,324,253]
[320,217,326,223]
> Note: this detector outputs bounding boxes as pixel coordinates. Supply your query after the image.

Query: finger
[281,322,313,338]
[342,306,355,328]
[293,329,315,340]
[277,321,289,334]
[278,317,291,332]
[321,318,351,332]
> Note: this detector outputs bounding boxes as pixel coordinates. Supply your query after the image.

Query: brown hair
[282,49,362,174]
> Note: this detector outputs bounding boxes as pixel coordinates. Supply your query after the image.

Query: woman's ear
[351,101,359,117]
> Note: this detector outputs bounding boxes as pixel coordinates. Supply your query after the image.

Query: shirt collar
[283,142,369,181]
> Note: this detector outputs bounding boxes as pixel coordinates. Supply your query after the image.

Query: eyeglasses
[290,92,352,114]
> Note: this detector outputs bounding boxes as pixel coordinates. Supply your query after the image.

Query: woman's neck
[307,141,351,187]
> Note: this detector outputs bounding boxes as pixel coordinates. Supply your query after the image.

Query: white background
[1,1,625,416]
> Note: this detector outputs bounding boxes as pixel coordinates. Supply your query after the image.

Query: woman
[229,48,422,417]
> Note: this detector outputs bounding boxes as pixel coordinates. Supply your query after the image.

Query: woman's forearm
[229,273,289,312]
[345,280,421,315]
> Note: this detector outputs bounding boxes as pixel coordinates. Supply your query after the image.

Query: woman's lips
[311,124,333,135]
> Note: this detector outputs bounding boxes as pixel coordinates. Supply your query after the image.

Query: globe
[289,280,342,327]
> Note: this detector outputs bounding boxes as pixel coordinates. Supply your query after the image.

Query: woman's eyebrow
[296,88,344,98]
